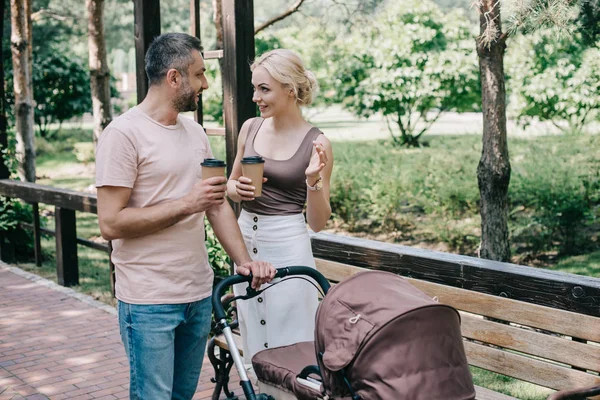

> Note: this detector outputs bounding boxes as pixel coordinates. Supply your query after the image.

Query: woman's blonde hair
[251,49,318,106]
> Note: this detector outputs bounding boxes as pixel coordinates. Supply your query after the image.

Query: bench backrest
[314,258,600,394]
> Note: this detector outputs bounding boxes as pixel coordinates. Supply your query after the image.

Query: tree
[474,0,591,262]
[474,0,511,262]
[5,51,93,137]
[333,0,480,147]
[87,0,112,146]
[10,0,36,182]
[508,29,599,133]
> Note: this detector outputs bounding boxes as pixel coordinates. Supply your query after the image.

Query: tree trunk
[24,0,31,93]
[476,0,511,262]
[10,0,36,182]
[87,0,112,147]
[212,0,223,50]
[0,0,10,179]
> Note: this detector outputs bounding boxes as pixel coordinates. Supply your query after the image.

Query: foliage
[578,0,600,45]
[506,29,600,133]
[205,222,231,279]
[0,198,39,262]
[263,25,341,112]
[201,62,224,124]
[329,134,599,257]
[5,51,92,138]
[509,137,599,255]
[73,142,95,164]
[200,33,285,125]
[332,0,480,147]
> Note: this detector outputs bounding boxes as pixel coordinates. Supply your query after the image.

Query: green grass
[470,367,553,400]
[550,250,600,276]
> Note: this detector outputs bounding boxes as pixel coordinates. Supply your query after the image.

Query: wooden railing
[2,179,599,318]
[0,179,104,289]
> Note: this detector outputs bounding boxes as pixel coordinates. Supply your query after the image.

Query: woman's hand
[305,141,328,180]
[235,176,268,201]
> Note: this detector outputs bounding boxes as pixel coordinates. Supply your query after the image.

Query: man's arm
[206,201,275,288]
[97,176,227,240]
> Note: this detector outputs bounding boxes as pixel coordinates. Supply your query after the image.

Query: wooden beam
[31,202,42,266]
[190,0,203,125]
[205,127,226,136]
[55,207,79,287]
[203,50,223,60]
[221,0,256,180]
[310,232,600,317]
[133,0,160,104]
[0,180,97,213]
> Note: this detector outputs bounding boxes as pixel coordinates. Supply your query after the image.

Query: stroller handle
[212,266,331,321]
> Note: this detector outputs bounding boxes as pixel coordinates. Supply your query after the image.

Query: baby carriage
[212,266,476,400]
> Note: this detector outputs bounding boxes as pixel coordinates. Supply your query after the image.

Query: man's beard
[172,80,198,112]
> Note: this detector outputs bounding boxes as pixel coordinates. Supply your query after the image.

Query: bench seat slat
[214,333,244,356]
[464,341,600,396]
[474,385,519,400]
[461,313,600,372]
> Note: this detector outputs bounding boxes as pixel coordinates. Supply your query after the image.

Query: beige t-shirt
[95,107,214,304]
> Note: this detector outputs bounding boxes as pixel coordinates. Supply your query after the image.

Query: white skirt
[233,209,319,364]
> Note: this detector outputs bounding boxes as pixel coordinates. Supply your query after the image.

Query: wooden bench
[210,233,600,400]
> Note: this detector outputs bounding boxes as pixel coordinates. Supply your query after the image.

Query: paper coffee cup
[201,158,226,180]
[241,156,265,197]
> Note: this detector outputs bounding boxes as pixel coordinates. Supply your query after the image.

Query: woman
[227,49,334,363]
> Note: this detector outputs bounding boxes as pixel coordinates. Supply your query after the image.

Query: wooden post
[55,207,78,286]
[190,0,203,125]
[108,240,116,297]
[32,202,42,266]
[133,0,161,104]
[222,0,255,177]
[222,0,255,217]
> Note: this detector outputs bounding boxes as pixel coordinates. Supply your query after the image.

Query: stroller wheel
[255,394,275,400]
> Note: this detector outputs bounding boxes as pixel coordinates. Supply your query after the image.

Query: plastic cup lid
[241,156,265,164]
[201,158,226,167]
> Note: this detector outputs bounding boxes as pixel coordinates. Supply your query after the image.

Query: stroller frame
[211,266,331,400]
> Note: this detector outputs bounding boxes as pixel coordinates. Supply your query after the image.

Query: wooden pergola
[133,0,256,177]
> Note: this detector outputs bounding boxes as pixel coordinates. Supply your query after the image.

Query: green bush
[0,199,39,262]
[510,139,599,255]
[506,30,600,133]
[332,0,480,147]
[205,223,231,280]
[5,51,92,138]
[73,142,96,164]
[329,135,599,256]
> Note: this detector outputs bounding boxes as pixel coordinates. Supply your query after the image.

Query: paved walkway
[0,263,245,400]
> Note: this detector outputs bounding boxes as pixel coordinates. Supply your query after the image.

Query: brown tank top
[241,117,324,216]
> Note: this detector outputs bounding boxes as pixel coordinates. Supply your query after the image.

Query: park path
[0,262,245,400]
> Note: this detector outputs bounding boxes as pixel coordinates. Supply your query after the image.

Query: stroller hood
[316,270,448,370]
[314,270,475,399]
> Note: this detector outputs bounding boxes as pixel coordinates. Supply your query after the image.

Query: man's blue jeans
[118,297,213,400]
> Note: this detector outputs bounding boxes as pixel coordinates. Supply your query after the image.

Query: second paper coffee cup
[201,158,226,180]
[241,156,265,197]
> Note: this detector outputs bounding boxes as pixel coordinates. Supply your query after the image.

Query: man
[95,33,275,399]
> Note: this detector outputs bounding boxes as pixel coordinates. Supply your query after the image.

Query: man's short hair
[145,33,203,86]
